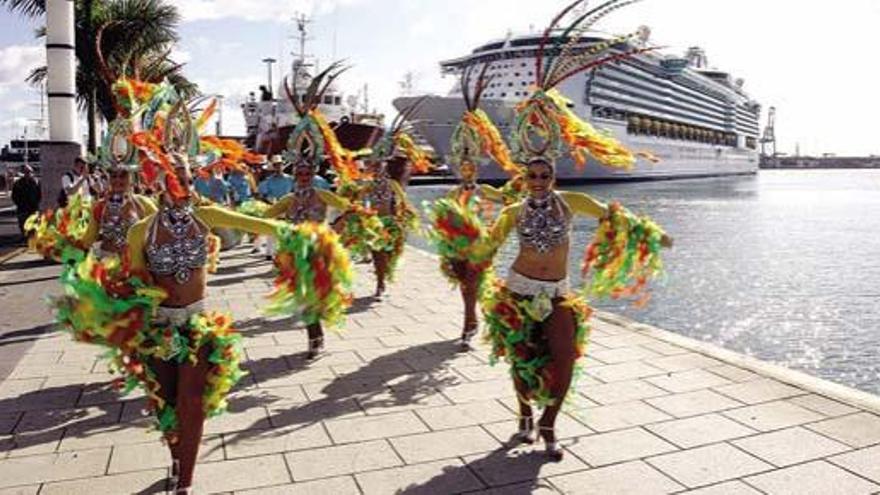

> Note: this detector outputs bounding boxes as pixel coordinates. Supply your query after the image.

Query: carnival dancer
[425,62,526,350]
[79,122,157,258]
[257,155,294,259]
[478,0,670,461]
[358,101,427,297]
[262,63,356,359]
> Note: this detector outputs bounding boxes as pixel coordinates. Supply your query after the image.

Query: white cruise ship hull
[395,95,758,182]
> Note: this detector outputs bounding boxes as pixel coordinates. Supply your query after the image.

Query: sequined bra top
[367,176,395,211]
[99,195,139,250]
[287,188,326,223]
[516,192,572,253]
[145,205,208,284]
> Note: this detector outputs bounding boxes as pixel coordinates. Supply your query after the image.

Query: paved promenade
[1,245,880,494]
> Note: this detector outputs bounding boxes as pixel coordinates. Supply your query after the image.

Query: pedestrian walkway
[0,246,879,494]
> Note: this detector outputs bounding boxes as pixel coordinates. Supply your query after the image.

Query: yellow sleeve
[317,189,350,210]
[80,203,100,248]
[196,205,280,236]
[488,204,519,245]
[134,194,158,216]
[559,191,607,219]
[125,214,153,272]
[480,184,505,203]
[263,195,293,219]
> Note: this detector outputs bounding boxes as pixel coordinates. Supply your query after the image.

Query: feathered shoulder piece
[513,0,659,170]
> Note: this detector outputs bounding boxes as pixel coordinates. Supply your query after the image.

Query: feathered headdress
[369,97,431,174]
[513,0,659,169]
[281,61,361,184]
[450,63,520,177]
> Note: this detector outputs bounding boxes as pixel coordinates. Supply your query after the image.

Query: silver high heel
[514,415,535,444]
[540,426,563,461]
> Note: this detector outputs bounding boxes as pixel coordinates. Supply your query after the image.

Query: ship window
[500,92,507,97]
[514,72,520,77]
[521,81,527,86]
[508,82,513,87]
[527,71,533,76]
[334,96,341,105]
[324,95,333,104]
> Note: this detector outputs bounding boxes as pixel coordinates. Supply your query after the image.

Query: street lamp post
[262,57,277,100]
[41,0,81,209]
[215,95,225,136]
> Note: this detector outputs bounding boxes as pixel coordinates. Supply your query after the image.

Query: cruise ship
[394,29,761,181]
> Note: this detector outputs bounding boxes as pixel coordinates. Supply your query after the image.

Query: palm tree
[2,0,198,152]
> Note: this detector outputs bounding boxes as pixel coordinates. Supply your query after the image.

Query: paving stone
[284,439,402,481]
[390,426,500,464]
[358,389,452,415]
[0,387,81,413]
[224,423,331,458]
[0,413,19,436]
[647,443,772,488]
[706,365,760,383]
[15,403,122,434]
[828,445,880,484]
[744,460,879,495]
[680,480,763,494]
[714,379,805,405]
[465,480,558,494]
[646,414,757,449]
[386,369,465,391]
[57,423,155,451]
[463,443,588,487]
[645,353,723,373]
[732,426,850,467]
[586,362,666,383]
[0,486,40,495]
[641,341,689,356]
[0,379,44,401]
[566,427,677,467]
[786,394,858,417]
[550,460,684,494]
[39,468,167,495]
[580,379,669,406]
[481,413,594,443]
[108,436,224,473]
[645,369,733,393]
[0,448,111,487]
[438,379,515,404]
[325,410,428,443]
[415,400,512,430]
[267,398,364,428]
[647,390,743,418]
[572,401,672,433]
[194,455,292,493]
[805,412,880,448]
[0,429,63,457]
[331,360,414,378]
[722,401,824,432]
[235,476,360,494]
[590,346,662,364]
[452,364,510,382]
[356,459,484,494]
[203,406,272,434]
[591,334,656,349]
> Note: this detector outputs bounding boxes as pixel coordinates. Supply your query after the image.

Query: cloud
[170,47,192,65]
[169,0,363,23]
[0,44,43,88]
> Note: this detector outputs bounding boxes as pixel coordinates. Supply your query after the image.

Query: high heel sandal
[540,426,564,462]
[514,415,535,444]
[459,321,478,351]
[306,337,325,360]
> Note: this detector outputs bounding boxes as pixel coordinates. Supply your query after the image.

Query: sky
[0,0,878,156]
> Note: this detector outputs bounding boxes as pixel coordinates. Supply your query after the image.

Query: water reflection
[408,170,880,394]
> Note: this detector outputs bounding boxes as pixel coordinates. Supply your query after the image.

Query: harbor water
[407,169,880,395]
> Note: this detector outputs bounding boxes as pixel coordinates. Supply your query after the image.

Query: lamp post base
[39,142,82,210]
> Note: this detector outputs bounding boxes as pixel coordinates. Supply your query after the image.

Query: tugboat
[241,14,384,156]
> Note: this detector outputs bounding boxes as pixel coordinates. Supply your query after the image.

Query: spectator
[194,168,230,205]
[228,168,254,205]
[11,165,41,239]
[60,157,96,206]
[257,156,293,201]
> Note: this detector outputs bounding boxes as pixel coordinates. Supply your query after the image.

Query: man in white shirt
[59,157,95,206]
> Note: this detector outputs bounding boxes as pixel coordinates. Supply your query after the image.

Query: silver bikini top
[367,176,395,210]
[99,194,138,250]
[145,205,208,284]
[287,187,327,223]
[516,192,571,253]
